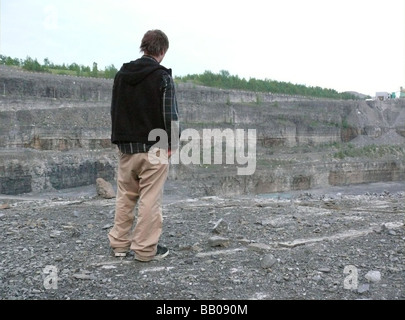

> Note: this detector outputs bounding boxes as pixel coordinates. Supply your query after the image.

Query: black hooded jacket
[110,56,173,146]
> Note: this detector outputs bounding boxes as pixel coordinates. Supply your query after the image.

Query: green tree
[81,65,91,73]
[22,56,43,71]
[1,55,21,66]
[91,62,98,77]
[104,64,118,79]
[43,58,50,68]
[220,70,230,78]
[69,63,80,72]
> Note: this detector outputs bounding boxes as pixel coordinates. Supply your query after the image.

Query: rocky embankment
[0,64,405,198]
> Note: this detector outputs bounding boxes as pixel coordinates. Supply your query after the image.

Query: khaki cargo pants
[108,148,169,260]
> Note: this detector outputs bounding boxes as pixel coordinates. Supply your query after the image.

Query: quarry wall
[1,65,404,195]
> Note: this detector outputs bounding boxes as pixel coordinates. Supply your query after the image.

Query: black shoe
[135,245,169,262]
[155,245,169,260]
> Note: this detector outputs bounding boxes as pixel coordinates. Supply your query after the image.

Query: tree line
[1,55,362,99]
[176,70,362,100]
[0,55,118,79]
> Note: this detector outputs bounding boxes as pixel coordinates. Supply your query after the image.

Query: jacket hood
[116,56,170,86]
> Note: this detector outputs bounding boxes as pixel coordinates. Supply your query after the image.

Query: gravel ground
[0,181,403,302]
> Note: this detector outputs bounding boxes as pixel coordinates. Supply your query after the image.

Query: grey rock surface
[0,181,403,300]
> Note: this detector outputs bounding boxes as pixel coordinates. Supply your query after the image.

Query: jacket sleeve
[161,73,180,150]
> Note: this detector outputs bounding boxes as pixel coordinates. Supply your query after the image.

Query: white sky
[1,0,404,97]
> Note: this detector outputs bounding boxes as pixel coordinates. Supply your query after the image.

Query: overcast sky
[1,0,404,96]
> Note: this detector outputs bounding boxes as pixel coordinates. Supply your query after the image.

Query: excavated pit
[0,65,404,197]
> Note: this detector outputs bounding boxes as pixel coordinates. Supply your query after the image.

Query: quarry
[1,64,405,196]
[0,64,403,301]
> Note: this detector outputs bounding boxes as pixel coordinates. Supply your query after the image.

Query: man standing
[108,30,179,262]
